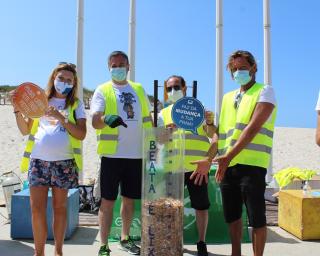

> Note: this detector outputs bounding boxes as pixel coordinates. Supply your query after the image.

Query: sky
[0,0,319,128]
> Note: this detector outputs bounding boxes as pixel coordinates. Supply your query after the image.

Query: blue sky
[0,0,319,128]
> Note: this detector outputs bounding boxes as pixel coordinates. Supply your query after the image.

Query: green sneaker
[119,236,140,255]
[98,245,111,256]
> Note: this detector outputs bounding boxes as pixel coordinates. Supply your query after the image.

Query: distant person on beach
[315,91,320,146]
[91,51,152,256]
[191,50,277,256]
[157,75,215,256]
[10,62,87,256]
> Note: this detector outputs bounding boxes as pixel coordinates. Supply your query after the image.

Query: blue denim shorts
[28,158,79,189]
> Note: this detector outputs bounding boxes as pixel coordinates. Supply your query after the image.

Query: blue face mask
[110,67,127,82]
[54,79,73,95]
[233,70,252,85]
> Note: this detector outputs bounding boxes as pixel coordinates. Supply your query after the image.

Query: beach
[1,104,319,182]
[1,104,320,255]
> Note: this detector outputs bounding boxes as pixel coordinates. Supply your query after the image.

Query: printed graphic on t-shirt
[120,92,136,119]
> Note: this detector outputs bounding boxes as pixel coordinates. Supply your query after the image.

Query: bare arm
[189,131,219,185]
[316,111,320,146]
[215,102,275,182]
[14,111,33,135]
[45,106,87,140]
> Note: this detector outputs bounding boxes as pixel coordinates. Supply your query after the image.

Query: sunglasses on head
[59,62,76,69]
[166,85,181,92]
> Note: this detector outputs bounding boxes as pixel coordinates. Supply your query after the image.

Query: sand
[0,104,319,184]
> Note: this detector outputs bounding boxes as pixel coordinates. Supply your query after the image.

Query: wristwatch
[64,118,69,124]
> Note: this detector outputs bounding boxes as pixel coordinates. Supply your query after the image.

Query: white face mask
[167,89,184,103]
[54,79,73,95]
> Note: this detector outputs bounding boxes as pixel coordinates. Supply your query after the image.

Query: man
[91,51,152,256]
[158,75,216,256]
[191,50,276,256]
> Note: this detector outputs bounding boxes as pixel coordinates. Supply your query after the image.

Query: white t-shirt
[257,84,276,105]
[90,83,150,159]
[31,97,86,161]
[315,90,320,111]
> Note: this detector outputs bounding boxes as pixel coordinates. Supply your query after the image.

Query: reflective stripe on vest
[218,83,276,169]
[20,100,83,172]
[161,104,210,172]
[96,80,152,156]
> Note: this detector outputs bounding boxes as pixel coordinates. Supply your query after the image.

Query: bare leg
[229,218,242,256]
[99,198,115,245]
[120,196,135,240]
[30,186,49,256]
[196,209,208,242]
[252,226,267,256]
[52,187,68,256]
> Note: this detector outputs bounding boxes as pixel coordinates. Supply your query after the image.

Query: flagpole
[263,0,274,184]
[128,0,136,81]
[215,0,223,125]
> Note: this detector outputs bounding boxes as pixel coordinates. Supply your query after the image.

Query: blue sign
[171,97,205,134]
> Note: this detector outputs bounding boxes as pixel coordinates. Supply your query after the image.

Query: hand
[165,123,177,129]
[104,114,127,128]
[214,154,232,183]
[190,158,212,185]
[45,106,64,120]
[205,110,214,125]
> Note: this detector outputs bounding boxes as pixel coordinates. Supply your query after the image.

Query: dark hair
[226,50,257,74]
[165,75,186,89]
[108,51,129,66]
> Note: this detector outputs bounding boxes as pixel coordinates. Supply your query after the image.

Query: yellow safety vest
[20,100,83,172]
[161,104,210,172]
[218,83,276,168]
[96,80,152,156]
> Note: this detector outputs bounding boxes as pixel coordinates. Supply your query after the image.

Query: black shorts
[100,157,142,200]
[185,171,210,210]
[220,164,267,228]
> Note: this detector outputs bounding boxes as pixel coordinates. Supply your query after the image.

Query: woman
[11,63,86,256]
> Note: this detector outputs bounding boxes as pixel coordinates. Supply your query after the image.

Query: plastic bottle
[302,180,312,197]
[1,172,21,218]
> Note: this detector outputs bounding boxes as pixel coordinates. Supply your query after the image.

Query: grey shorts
[28,158,79,189]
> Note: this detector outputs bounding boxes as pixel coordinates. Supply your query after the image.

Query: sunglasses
[234,92,243,109]
[166,85,181,92]
[59,62,76,69]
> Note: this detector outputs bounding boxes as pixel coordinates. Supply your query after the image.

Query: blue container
[11,188,79,240]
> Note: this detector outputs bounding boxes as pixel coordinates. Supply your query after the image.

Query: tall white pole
[128,0,136,81]
[264,0,272,86]
[76,0,84,182]
[215,0,223,125]
[263,0,273,184]
[76,0,84,101]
